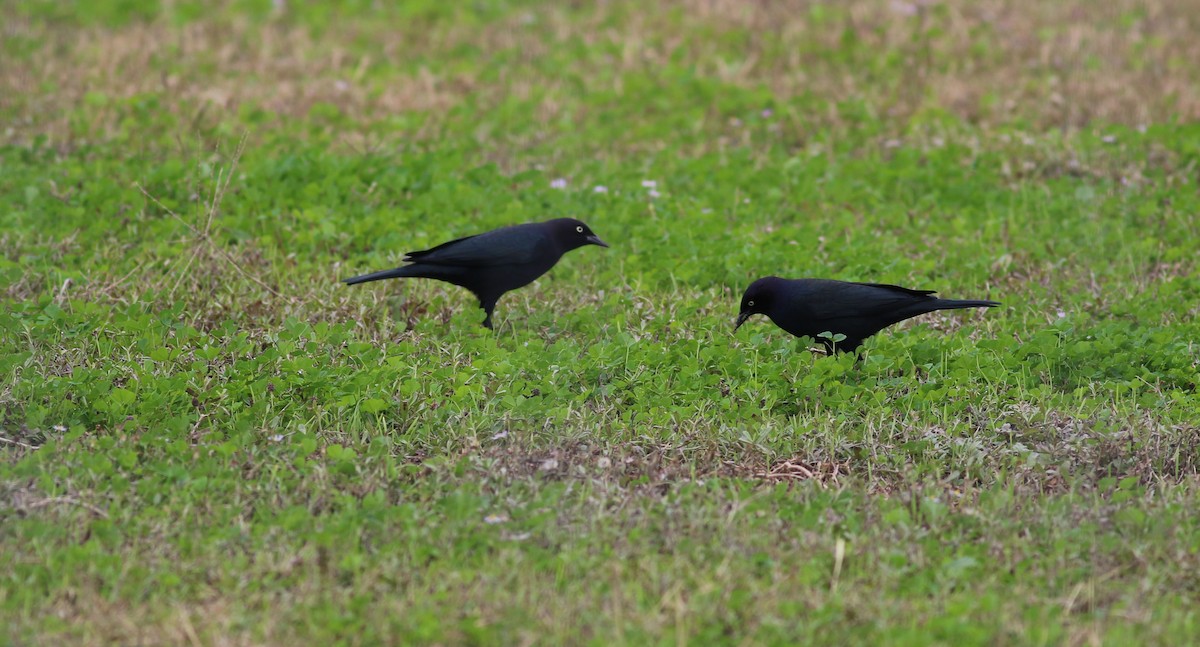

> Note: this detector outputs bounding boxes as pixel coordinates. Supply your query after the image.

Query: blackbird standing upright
[735,277,1000,353]
[344,218,608,328]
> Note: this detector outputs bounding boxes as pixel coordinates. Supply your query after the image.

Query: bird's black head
[735,276,781,331]
[548,218,609,250]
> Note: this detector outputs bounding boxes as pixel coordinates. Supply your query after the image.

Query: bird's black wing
[859,283,937,298]
[806,281,936,320]
[404,224,546,267]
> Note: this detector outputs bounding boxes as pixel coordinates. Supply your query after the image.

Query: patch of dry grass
[680,0,1200,123]
[4,0,1199,149]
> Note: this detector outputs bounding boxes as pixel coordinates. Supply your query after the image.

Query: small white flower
[53,425,67,432]
[761,108,773,118]
[270,434,285,442]
[484,514,508,524]
[550,178,568,189]
[648,189,661,198]
[593,185,608,193]
[641,180,657,188]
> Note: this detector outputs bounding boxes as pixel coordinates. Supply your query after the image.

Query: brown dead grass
[680,0,1200,122]
[3,0,1200,149]
[1,16,469,147]
[29,595,270,647]
[407,404,1200,500]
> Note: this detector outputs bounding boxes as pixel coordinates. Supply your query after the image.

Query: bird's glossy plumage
[344,218,608,328]
[736,277,999,353]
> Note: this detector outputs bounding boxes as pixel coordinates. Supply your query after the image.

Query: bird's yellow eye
[748,300,755,307]
[576,226,584,233]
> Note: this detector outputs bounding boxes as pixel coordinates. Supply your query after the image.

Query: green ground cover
[2,1,1199,644]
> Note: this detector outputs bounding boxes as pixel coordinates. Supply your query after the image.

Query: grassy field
[3,0,1200,644]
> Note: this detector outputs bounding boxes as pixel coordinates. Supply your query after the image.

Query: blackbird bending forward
[343,218,608,328]
[735,277,1000,353]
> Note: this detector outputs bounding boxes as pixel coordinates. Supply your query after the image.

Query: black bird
[735,277,1000,353]
[343,218,608,329]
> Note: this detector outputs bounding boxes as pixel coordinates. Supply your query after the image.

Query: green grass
[3,1,1200,644]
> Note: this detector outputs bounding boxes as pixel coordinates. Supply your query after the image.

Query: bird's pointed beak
[586,234,609,248]
[734,311,751,331]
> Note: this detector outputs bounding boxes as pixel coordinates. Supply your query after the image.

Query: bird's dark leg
[479,297,498,330]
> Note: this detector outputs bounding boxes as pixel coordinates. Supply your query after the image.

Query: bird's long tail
[342,266,421,285]
[932,298,1002,310]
